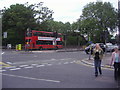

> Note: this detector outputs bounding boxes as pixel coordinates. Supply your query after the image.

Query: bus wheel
[39,47,43,50]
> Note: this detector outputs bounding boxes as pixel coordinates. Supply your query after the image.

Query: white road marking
[31,64,38,66]
[73,60,76,62]
[1,73,60,83]
[36,65,45,67]
[6,62,13,64]
[10,68,21,71]
[19,65,29,67]
[24,66,33,69]
[51,58,56,60]
[47,64,52,66]
[70,62,74,63]
[64,62,69,64]
[0,70,6,72]
[5,66,16,69]
[1,52,5,55]
[76,60,114,71]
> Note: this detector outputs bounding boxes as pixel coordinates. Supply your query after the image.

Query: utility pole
[118,0,120,49]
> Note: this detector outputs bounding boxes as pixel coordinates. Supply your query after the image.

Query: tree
[2,2,54,46]
[79,1,117,43]
[28,2,54,25]
[2,4,37,45]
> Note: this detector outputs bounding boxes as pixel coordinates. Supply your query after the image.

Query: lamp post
[118,0,120,49]
[0,10,2,48]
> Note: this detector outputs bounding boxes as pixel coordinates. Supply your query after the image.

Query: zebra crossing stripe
[0,70,6,72]
[24,66,33,69]
[36,65,45,67]
[10,68,21,71]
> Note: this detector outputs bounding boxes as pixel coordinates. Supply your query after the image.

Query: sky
[0,0,118,23]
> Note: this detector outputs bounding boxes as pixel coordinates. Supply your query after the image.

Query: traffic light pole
[118,0,120,49]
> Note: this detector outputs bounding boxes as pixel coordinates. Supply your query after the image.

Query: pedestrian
[93,44,104,77]
[110,47,120,80]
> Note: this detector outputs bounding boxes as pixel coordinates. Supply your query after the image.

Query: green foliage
[79,2,117,43]
[2,2,54,46]
[1,1,117,47]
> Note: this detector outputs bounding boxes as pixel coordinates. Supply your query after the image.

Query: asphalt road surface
[1,50,118,88]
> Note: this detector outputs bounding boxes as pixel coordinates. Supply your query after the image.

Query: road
[1,50,118,88]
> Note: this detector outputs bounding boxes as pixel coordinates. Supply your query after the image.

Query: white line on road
[47,64,52,66]
[19,65,29,67]
[0,70,6,72]
[70,62,74,63]
[1,52,5,55]
[6,62,13,64]
[36,65,45,67]
[24,66,33,69]
[31,64,38,66]
[5,66,16,69]
[63,62,69,64]
[1,73,61,83]
[10,68,21,71]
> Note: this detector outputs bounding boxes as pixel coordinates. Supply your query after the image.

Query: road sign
[3,32,7,38]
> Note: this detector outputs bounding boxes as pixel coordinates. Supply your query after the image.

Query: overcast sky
[0,0,118,23]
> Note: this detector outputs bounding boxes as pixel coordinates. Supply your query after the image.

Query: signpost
[3,32,7,38]
[118,0,120,49]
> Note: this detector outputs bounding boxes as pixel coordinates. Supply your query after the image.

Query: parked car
[106,44,119,52]
[85,43,106,54]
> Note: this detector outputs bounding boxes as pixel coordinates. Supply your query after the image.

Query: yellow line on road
[75,60,113,71]
[0,61,12,67]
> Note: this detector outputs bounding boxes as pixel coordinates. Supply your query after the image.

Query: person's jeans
[114,62,120,80]
[94,59,102,76]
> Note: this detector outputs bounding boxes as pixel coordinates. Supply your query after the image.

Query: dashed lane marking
[46,64,52,66]
[6,62,13,64]
[36,65,45,67]
[19,65,29,67]
[31,64,38,66]
[70,62,74,63]
[4,66,16,69]
[10,68,21,71]
[0,70,6,72]
[63,62,69,64]
[1,73,61,83]
[1,52,5,55]
[24,66,33,69]
[1,58,77,72]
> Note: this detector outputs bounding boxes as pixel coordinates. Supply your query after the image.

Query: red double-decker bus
[25,30,63,50]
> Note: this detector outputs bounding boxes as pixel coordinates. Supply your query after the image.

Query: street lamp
[0,10,2,48]
[118,0,120,49]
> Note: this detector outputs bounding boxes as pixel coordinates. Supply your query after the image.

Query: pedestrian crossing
[0,61,13,68]
[0,58,76,73]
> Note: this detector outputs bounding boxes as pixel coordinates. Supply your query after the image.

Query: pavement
[80,53,120,88]
[81,53,113,69]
